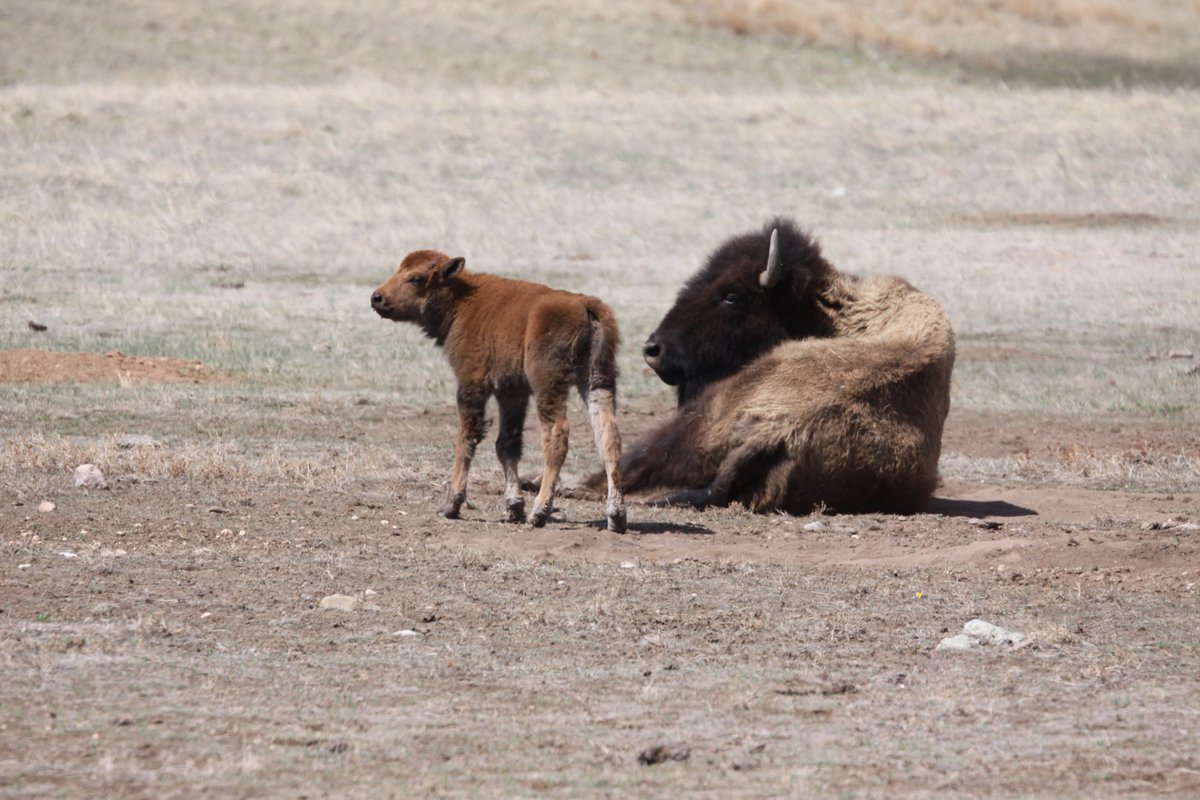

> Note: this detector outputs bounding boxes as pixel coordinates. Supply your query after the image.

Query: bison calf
[371,250,627,532]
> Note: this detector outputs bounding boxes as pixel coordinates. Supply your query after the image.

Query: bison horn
[759,228,782,288]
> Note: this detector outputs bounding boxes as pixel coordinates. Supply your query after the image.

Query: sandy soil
[0,349,221,385]
[3,349,1199,797]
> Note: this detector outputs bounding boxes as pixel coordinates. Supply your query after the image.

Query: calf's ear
[441,256,465,280]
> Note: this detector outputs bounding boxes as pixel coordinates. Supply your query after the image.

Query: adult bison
[610,218,955,514]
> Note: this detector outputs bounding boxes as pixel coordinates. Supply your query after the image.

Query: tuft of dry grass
[0,433,414,494]
[671,0,1195,84]
[941,446,1200,493]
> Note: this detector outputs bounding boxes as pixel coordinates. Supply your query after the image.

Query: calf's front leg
[440,386,489,519]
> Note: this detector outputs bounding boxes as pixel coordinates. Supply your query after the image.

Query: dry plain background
[2,1,1200,797]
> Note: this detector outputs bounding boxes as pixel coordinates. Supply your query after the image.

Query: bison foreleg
[650,439,785,512]
[605,405,709,495]
[441,388,488,520]
[648,485,728,510]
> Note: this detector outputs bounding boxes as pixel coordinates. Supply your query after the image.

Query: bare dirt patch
[0,349,223,385]
[3,445,1199,798]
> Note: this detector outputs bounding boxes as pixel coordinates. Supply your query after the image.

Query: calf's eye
[722,292,738,306]
[409,275,425,286]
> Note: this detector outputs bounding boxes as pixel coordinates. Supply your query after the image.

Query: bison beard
[596,218,955,515]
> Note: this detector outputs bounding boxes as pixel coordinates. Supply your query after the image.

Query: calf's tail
[581,298,621,396]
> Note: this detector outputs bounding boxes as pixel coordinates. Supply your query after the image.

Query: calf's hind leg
[495,390,530,523]
[530,385,570,528]
[585,387,626,533]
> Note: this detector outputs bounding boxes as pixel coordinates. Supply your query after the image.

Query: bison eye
[722,292,739,306]
[408,275,425,286]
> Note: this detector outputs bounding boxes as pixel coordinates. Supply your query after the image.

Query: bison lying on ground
[373,250,627,532]
[605,218,954,514]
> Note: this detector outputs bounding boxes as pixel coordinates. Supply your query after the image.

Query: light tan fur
[623,272,954,514]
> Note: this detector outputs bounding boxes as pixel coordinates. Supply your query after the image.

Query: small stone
[1167,349,1194,360]
[318,594,360,612]
[620,562,636,569]
[963,618,1028,647]
[394,629,419,637]
[638,742,690,765]
[90,602,117,617]
[802,521,825,531]
[74,464,108,489]
[38,501,56,513]
[935,634,977,651]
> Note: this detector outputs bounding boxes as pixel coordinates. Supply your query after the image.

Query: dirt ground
[3,351,1199,798]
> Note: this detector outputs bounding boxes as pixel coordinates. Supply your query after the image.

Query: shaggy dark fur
[606,218,956,515]
[643,218,834,405]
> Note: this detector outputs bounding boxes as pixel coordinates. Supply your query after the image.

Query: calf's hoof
[529,505,550,528]
[505,498,526,524]
[606,505,627,534]
[439,502,462,519]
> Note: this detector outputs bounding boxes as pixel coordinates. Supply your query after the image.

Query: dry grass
[942,447,1200,493]
[0,432,412,495]
[4,7,1200,799]
[2,2,1198,500]
[672,0,1199,85]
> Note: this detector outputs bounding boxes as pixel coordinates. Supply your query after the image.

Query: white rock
[802,521,825,531]
[318,594,360,612]
[620,562,636,569]
[394,629,419,637]
[963,618,1028,646]
[38,501,56,513]
[935,634,978,651]
[74,464,108,489]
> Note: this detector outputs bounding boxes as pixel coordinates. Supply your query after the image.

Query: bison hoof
[439,502,462,519]
[606,505,627,534]
[529,506,550,528]
[505,499,526,524]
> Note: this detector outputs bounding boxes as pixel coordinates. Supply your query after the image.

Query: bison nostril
[643,340,661,361]
[371,292,384,307]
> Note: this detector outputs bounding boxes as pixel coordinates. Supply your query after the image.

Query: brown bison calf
[372,250,627,532]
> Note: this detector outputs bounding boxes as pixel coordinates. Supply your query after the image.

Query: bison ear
[758,228,782,289]
[441,256,465,280]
